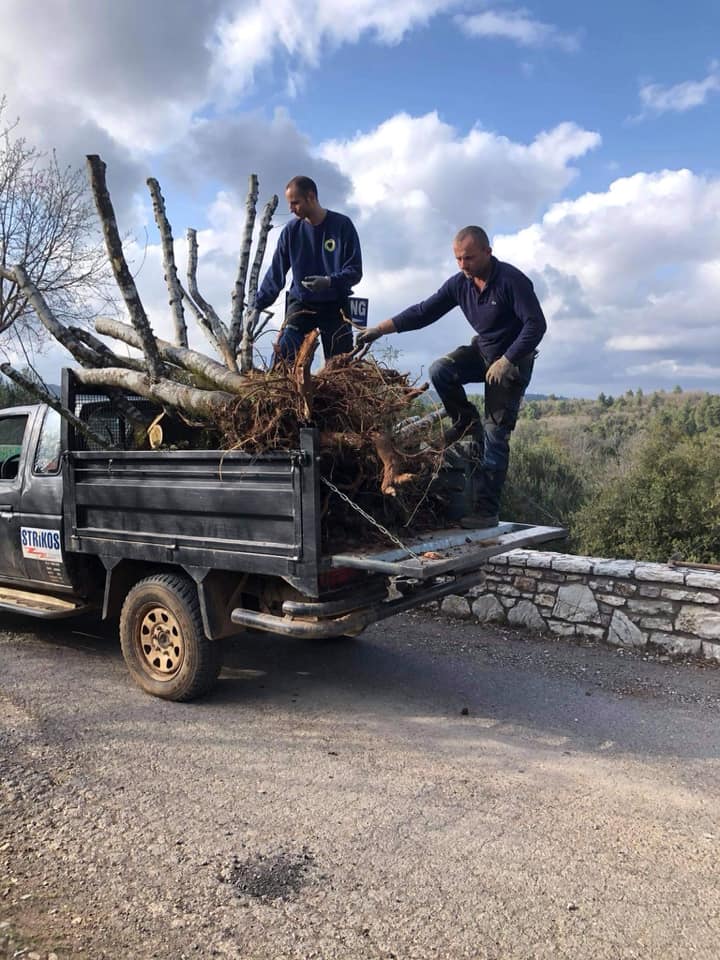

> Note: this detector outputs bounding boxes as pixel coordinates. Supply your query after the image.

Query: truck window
[0,414,28,481]
[34,407,62,474]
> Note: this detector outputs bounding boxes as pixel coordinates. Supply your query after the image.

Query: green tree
[573,425,720,562]
[502,432,589,531]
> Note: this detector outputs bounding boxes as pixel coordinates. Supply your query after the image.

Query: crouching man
[357,226,546,528]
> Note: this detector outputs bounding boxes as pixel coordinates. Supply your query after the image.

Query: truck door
[0,410,31,582]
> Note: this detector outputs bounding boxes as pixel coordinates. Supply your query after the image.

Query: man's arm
[357,278,458,346]
[502,273,547,365]
[255,228,290,311]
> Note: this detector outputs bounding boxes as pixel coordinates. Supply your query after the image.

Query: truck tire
[119,573,221,701]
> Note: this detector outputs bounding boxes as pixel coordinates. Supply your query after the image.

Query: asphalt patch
[220,847,316,901]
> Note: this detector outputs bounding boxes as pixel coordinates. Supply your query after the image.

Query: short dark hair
[454,225,491,248]
[286,175,318,199]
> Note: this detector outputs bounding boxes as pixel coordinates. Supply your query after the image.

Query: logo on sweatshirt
[324,238,336,252]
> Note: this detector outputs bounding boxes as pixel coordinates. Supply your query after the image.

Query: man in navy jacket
[357,226,546,528]
[253,176,362,364]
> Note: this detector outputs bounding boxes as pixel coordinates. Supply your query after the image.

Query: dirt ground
[2,609,720,959]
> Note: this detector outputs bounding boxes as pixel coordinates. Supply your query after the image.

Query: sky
[1,0,719,398]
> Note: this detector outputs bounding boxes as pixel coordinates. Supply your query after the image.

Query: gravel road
[2,609,720,959]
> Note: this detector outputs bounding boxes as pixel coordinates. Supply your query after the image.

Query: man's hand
[355,325,385,348]
[301,275,331,294]
[485,355,518,385]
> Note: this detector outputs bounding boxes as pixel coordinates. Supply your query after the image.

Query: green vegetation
[478,387,719,563]
[0,373,34,408]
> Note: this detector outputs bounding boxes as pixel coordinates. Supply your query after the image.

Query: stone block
[634,563,684,584]
[702,641,720,662]
[638,585,661,598]
[505,550,529,567]
[661,588,719,604]
[507,600,547,632]
[614,582,637,597]
[547,620,576,638]
[592,559,637,578]
[627,599,674,616]
[471,595,506,624]
[685,571,720,590]
[441,595,472,619]
[599,595,626,607]
[676,606,720,641]
[553,584,601,623]
[649,633,702,656]
[576,624,606,640]
[553,556,594,573]
[640,617,674,631]
[536,593,555,608]
[523,551,557,570]
[607,610,646,648]
[513,576,537,592]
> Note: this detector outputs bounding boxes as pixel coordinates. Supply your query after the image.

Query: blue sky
[1,0,719,398]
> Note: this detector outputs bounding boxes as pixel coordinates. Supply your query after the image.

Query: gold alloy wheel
[138,605,185,679]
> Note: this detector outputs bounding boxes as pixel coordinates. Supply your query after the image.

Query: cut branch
[86,155,162,379]
[95,316,249,394]
[229,174,258,351]
[73,367,234,420]
[186,228,236,370]
[0,362,109,448]
[147,177,188,348]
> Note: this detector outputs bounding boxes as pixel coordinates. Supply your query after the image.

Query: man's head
[285,175,320,221]
[453,226,493,280]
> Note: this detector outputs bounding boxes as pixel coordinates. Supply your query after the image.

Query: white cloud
[638,62,720,115]
[455,8,580,51]
[215,0,462,97]
[493,169,720,393]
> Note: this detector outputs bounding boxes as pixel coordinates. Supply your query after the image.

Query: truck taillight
[318,567,362,591]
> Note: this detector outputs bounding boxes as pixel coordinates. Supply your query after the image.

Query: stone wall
[439,550,720,660]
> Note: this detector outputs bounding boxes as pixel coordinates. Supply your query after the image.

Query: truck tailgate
[328,521,566,578]
[230,521,566,638]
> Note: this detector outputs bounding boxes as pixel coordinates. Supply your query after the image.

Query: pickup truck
[0,368,565,701]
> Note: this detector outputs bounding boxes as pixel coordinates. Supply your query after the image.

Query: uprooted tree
[0,154,451,542]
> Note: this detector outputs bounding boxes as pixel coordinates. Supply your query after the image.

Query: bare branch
[95,316,249,394]
[0,263,102,367]
[229,174,258,350]
[0,362,109,448]
[73,366,234,420]
[147,177,188,348]
[185,227,236,371]
[86,155,162,379]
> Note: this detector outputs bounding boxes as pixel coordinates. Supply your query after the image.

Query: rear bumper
[230,567,488,638]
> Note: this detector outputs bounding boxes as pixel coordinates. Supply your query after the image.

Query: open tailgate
[230,521,566,639]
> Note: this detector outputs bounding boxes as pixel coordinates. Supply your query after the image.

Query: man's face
[453,236,492,279]
[285,186,314,220]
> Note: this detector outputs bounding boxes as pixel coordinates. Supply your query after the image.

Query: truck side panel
[64,431,323,596]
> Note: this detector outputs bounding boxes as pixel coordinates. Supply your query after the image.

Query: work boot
[443,417,481,446]
[459,511,499,530]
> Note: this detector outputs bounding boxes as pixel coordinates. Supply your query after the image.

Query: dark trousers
[430,343,536,515]
[275,295,353,364]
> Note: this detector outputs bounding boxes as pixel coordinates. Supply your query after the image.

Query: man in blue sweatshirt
[253,176,363,364]
[357,226,546,528]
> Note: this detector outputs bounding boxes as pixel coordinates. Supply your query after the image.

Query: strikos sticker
[21,527,62,563]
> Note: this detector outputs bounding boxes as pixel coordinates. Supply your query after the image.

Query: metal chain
[320,475,421,560]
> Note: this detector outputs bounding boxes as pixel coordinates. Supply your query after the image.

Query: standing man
[357,226,546,528]
[253,175,362,364]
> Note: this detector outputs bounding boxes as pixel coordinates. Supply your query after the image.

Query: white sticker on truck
[21,527,62,563]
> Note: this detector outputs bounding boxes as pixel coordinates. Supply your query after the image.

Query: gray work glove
[301,275,331,294]
[355,325,385,348]
[485,355,519,385]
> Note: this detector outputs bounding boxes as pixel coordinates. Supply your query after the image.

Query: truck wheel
[119,573,221,701]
